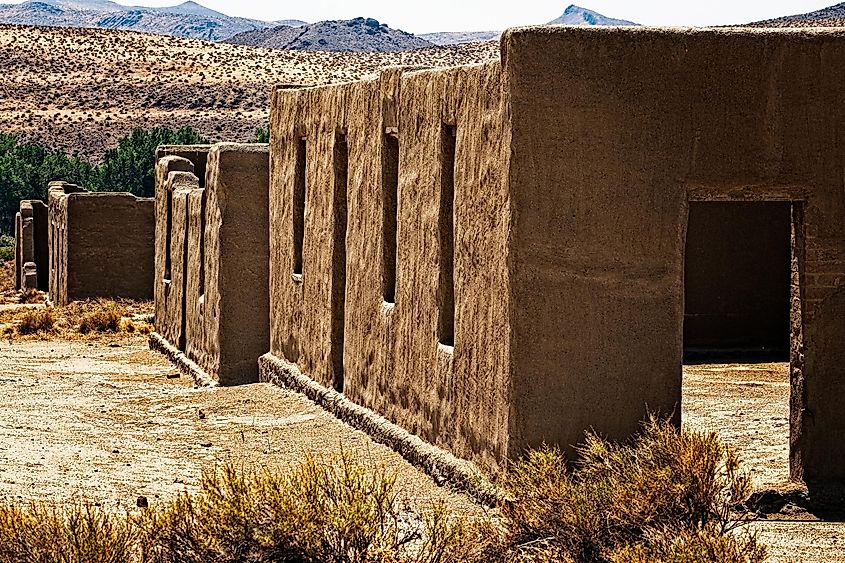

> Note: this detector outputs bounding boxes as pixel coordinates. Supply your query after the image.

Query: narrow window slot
[382,131,399,304]
[331,132,349,391]
[438,124,456,347]
[198,190,206,297]
[293,137,307,276]
[164,191,173,281]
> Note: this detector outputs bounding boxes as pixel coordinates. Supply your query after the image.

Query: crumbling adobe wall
[48,182,154,306]
[502,26,845,485]
[267,63,512,471]
[14,200,48,291]
[153,144,270,386]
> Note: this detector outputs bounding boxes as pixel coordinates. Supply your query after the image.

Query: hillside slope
[0,24,497,157]
[0,0,305,40]
[549,5,638,26]
[749,2,845,27]
[226,17,432,52]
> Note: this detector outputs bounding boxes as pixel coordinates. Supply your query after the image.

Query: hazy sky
[66,1,845,33]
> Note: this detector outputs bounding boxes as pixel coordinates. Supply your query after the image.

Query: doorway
[682,200,796,489]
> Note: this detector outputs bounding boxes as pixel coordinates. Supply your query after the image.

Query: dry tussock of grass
[0,421,766,563]
[0,299,153,340]
[17,287,43,304]
[16,308,54,336]
[0,260,14,298]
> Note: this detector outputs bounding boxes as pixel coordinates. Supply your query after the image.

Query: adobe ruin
[254,26,845,488]
[150,143,270,386]
[48,182,154,306]
[14,199,48,291]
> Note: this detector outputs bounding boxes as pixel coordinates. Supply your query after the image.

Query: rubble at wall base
[258,352,502,507]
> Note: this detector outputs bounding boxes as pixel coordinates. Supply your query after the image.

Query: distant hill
[0,0,306,40]
[749,2,845,27]
[226,17,433,52]
[420,30,501,45]
[425,5,637,46]
[549,5,638,26]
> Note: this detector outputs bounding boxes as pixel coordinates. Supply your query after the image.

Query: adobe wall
[267,63,512,470]
[49,182,154,306]
[503,27,845,485]
[263,28,845,487]
[152,143,269,386]
[14,200,48,291]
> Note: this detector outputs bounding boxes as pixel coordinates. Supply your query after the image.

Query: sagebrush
[0,420,766,563]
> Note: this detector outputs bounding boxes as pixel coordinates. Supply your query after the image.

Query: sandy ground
[0,336,480,517]
[683,361,790,490]
[684,362,845,562]
[0,331,840,560]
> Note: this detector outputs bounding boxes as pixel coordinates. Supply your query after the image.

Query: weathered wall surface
[503,27,845,484]
[154,154,202,347]
[14,200,48,291]
[49,183,154,306]
[153,144,270,386]
[268,63,512,470]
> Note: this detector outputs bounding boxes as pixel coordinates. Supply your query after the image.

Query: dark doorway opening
[683,201,792,363]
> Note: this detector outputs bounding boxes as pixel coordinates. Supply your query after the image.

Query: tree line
[0,126,207,235]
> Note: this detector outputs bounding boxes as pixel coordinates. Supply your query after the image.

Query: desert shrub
[0,425,768,563]
[0,502,136,563]
[78,302,124,334]
[18,288,42,304]
[137,454,487,563]
[495,417,766,563]
[16,308,54,335]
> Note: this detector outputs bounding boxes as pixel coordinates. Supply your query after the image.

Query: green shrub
[0,127,208,235]
[0,234,13,262]
[250,126,270,143]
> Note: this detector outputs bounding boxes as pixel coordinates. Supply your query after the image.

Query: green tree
[91,127,208,198]
[0,133,96,235]
[250,126,270,143]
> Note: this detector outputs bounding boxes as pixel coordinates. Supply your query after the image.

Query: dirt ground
[0,336,480,518]
[0,329,840,560]
[684,362,845,562]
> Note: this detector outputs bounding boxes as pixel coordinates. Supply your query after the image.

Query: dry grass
[0,259,13,296]
[0,421,767,563]
[492,417,766,562]
[0,298,153,340]
[17,287,43,304]
[15,308,54,335]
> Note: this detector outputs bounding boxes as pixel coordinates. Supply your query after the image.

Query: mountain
[226,17,433,52]
[0,0,306,40]
[549,4,638,26]
[425,5,637,46]
[420,30,501,45]
[749,2,845,27]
